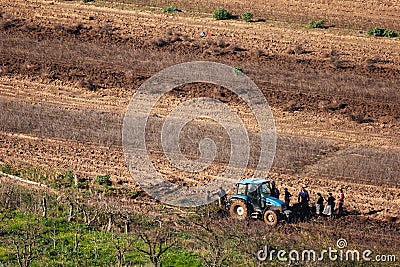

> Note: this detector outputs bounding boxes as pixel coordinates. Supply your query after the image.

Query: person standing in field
[297,187,310,221]
[297,187,310,208]
[284,188,292,207]
[323,192,335,217]
[315,192,324,215]
[337,189,345,217]
[213,186,226,207]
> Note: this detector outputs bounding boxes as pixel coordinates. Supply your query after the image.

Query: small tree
[8,222,41,267]
[189,217,241,267]
[112,233,133,267]
[132,220,177,267]
[213,8,232,20]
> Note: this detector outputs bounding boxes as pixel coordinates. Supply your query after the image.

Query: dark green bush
[163,6,180,13]
[242,12,253,22]
[383,29,397,37]
[213,8,232,20]
[308,20,325,29]
[367,27,398,37]
[367,28,386,37]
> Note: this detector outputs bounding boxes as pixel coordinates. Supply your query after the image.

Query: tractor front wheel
[264,210,278,226]
[229,199,248,220]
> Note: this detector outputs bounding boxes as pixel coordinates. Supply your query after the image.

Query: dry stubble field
[0,0,400,263]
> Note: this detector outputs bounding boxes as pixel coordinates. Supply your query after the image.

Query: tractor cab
[227,178,291,226]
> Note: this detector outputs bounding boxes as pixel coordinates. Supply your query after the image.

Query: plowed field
[1,0,399,256]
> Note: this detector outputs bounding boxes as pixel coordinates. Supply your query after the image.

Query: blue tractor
[226,178,291,226]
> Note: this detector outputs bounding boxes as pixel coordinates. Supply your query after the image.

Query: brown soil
[0,0,399,255]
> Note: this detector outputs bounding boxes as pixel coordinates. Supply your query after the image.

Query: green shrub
[83,0,94,3]
[367,27,398,37]
[213,8,232,20]
[95,174,112,186]
[308,20,325,29]
[163,6,180,13]
[383,29,397,37]
[367,28,386,37]
[242,12,253,22]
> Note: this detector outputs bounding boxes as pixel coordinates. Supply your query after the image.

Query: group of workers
[280,185,345,217]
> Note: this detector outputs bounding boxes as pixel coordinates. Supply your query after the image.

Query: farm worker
[271,181,280,199]
[297,187,310,208]
[337,189,345,216]
[284,188,292,207]
[323,192,335,217]
[213,186,226,207]
[315,192,324,215]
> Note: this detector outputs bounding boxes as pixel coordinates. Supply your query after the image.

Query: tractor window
[237,184,246,195]
[261,182,271,196]
[248,184,258,194]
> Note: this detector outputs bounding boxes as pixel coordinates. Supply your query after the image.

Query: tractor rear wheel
[229,199,248,220]
[264,210,278,226]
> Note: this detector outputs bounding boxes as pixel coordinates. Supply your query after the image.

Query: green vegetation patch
[242,12,253,22]
[163,6,180,13]
[95,174,112,186]
[308,19,325,29]
[0,163,19,176]
[367,27,398,37]
[213,8,232,20]
[0,209,202,266]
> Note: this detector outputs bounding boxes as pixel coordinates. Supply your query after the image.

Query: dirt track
[0,0,400,252]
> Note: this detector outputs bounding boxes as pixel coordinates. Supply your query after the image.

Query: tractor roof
[235,178,269,185]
